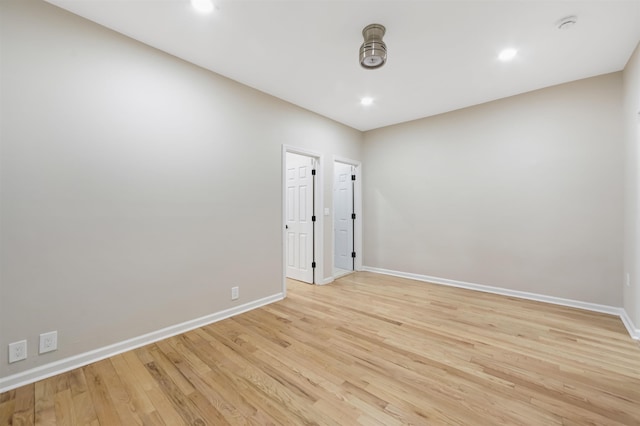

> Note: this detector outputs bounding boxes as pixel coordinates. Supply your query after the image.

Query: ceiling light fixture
[360,24,387,69]
[498,48,518,62]
[361,97,374,106]
[191,0,214,13]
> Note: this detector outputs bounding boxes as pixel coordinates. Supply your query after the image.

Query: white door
[334,162,354,271]
[285,153,315,283]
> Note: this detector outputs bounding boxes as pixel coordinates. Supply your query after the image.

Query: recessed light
[498,48,518,62]
[191,0,214,13]
[361,97,374,106]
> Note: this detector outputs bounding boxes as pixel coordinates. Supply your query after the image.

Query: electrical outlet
[9,340,27,363]
[39,331,57,354]
[231,286,239,300]
[626,273,631,288]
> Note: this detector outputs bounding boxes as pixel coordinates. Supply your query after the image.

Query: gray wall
[1,0,634,384]
[623,43,640,328]
[363,73,624,306]
[0,0,362,377]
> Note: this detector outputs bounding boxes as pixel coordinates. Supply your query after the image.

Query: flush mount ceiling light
[359,24,387,69]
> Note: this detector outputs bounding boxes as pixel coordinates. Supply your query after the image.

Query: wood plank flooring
[2,271,640,425]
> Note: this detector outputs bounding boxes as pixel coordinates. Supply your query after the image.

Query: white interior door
[286,153,315,283]
[334,162,354,271]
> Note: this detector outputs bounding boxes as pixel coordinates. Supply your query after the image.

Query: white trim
[620,309,640,340]
[363,266,638,339]
[320,276,335,285]
[0,293,284,393]
[333,269,354,280]
[282,145,324,292]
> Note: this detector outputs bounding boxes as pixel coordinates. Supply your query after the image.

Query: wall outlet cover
[9,340,27,363]
[39,331,58,354]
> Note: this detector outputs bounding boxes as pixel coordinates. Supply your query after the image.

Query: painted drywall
[0,0,362,379]
[623,42,640,329]
[363,73,624,306]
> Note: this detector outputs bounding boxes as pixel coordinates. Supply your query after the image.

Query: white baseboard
[363,266,638,340]
[329,267,362,283]
[0,293,284,393]
[319,277,334,285]
[620,309,640,340]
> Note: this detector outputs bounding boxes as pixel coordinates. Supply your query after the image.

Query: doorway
[333,158,362,278]
[282,147,323,292]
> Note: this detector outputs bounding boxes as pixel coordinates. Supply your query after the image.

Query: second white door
[334,162,354,271]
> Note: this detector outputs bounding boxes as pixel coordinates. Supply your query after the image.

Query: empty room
[1,0,640,424]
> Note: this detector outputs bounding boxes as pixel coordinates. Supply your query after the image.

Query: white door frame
[333,156,362,275]
[282,145,324,297]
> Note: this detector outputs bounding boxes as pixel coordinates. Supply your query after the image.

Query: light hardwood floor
[2,271,640,425]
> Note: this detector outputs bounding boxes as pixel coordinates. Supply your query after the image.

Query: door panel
[334,162,354,271]
[285,153,314,283]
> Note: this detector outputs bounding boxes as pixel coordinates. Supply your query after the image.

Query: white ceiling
[44,0,640,131]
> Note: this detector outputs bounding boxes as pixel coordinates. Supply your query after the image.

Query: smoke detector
[359,24,387,69]
[557,16,577,30]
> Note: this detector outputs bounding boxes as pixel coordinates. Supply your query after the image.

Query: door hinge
[312,215,316,222]
[312,169,316,176]
[351,174,356,181]
[351,213,356,220]
[351,252,356,258]
[312,262,316,268]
